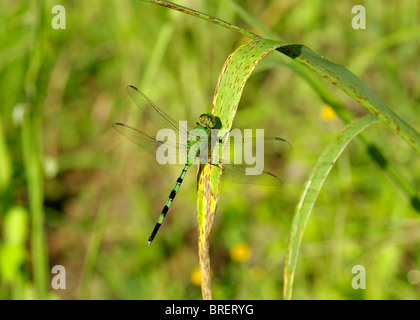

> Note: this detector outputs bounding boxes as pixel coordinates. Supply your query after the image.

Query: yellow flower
[190,267,201,286]
[320,105,337,121]
[190,267,213,286]
[230,242,251,263]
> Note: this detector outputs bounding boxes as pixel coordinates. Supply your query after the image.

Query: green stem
[22,111,48,299]
[21,1,48,299]
[144,0,259,39]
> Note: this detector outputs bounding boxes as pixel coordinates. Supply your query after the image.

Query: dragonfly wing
[221,136,291,162]
[214,163,283,186]
[113,123,184,155]
[126,85,189,138]
[206,136,290,186]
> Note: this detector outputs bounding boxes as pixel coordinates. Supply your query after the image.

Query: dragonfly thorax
[197,113,216,129]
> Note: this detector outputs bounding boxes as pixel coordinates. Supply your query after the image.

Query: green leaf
[276,44,420,154]
[196,37,287,300]
[145,1,420,155]
[209,0,420,212]
[283,114,379,300]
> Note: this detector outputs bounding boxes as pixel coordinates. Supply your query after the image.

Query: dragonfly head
[197,113,216,129]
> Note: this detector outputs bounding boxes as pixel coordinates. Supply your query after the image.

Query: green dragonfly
[114,85,290,246]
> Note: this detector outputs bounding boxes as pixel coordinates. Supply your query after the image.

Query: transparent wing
[220,136,291,162]
[126,85,189,139]
[207,136,291,186]
[217,163,283,186]
[113,123,185,155]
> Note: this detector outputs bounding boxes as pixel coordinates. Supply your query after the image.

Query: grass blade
[283,114,379,300]
[0,118,12,194]
[146,1,420,155]
[263,58,420,213]
[20,1,49,299]
[196,37,286,300]
[213,1,420,212]
[145,0,259,39]
[276,45,420,154]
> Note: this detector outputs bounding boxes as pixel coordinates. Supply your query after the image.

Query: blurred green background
[1,0,420,299]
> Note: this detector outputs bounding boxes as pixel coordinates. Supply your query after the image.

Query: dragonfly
[114,85,290,246]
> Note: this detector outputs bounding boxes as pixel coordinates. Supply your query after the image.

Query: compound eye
[208,115,216,127]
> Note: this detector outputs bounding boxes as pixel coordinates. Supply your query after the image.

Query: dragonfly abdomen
[146,163,191,246]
